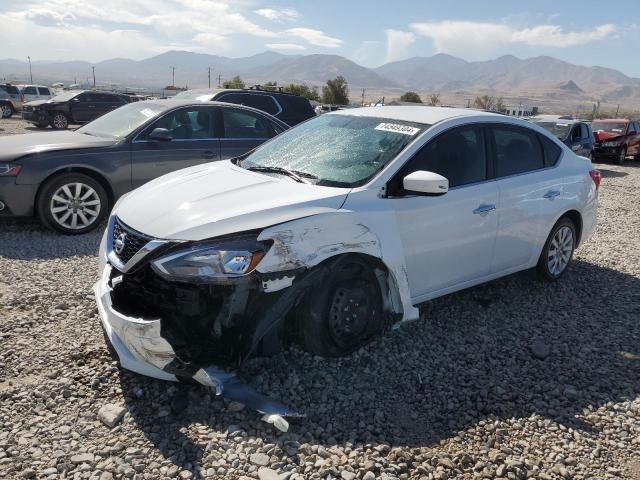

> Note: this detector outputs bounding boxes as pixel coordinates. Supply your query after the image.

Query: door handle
[473,204,496,215]
[201,151,216,159]
[543,190,561,199]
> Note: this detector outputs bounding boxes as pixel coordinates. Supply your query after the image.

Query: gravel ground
[0,117,639,480]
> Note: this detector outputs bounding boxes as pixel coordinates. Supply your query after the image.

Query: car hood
[594,131,623,142]
[0,131,118,162]
[115,161,350,241]
[24,99,53,107]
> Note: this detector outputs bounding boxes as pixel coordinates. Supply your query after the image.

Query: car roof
[176,88,303,98]
[328,106,503,125]
[593,118,630,123]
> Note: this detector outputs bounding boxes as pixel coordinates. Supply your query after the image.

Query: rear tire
[297,256,385,357]
[1,103,12,118]
[536,217,576,282]
[50,112,69,130]
[37,173,108,234]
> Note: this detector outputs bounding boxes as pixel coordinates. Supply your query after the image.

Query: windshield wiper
[246,166,317,184]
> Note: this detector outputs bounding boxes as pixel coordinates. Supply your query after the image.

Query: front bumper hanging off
[94,264,303,418]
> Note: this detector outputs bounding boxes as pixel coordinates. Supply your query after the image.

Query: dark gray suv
[0,100,288,233]
[174,87,316,126]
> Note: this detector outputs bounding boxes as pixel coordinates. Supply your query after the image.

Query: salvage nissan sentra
[95,106,599,413]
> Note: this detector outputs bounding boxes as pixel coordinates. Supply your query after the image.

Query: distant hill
[1,50,639,104]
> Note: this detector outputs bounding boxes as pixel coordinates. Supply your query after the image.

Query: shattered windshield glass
[240,114,428,187]
[535,121,571,140]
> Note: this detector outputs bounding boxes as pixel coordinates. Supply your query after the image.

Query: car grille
[23,105,33,112]
[112,217,154,265]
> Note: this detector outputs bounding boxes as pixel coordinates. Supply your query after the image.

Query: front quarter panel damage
[256,209,419,322]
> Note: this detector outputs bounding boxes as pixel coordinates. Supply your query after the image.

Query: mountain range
[2,50,640,104]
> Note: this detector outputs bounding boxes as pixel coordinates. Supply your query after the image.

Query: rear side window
[1,85,19,95]
[580,124,589,138]
[242,94,280,115]
[492,126,544,177]
[278,95,315,115]
[539,135,562,167]
[38,87,51,95]
[216,93,246,105]
[23,86,37,95]
[404,126,486,188]
[222,109,274,139]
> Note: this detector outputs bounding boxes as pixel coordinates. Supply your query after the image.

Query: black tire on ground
[50,112,69,130]
[616,147,626,165]
[35,114,49,128]
[536,217,577,282]
[37,173,108,234]
[1,103,13,118]
[297,256,385,357]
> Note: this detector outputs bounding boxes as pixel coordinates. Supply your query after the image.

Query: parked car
[533,118,595,158]
[0,100,288,233]
[20,84,55,103]
[21,90,130,130]
[94,107,600,409]
[174,87,315,126]
[314,104,345,115]
[0,84,22,117]
[592,119,640,164]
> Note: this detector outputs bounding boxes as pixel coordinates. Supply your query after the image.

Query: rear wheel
[1,103,12,118]
[536,217,576,281]
[50,112,69,130]
[37,173,108,234]
[297,256,385,357]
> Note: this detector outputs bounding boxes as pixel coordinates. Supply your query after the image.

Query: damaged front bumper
[94,263,303,417]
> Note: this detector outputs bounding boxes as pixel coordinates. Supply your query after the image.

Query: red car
[592,118,640,164]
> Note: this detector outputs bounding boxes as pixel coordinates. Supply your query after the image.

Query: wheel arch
[560,209,583,246]
[35,167,115,215]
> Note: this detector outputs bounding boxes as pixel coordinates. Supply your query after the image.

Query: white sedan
[95,106,599,410]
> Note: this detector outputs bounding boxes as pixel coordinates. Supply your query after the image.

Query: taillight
[589,169,601,190]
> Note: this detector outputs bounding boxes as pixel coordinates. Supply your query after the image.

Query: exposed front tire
[50,112,69,130]
[1,103,12,118]
[616,147,626,165]
[297,256,385,357]
[35,113,50,128]
[536,217,577,282]
[37,173,108,234]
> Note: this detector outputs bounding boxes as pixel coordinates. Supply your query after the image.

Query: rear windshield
[535,121,571,139]
[240,114,428,187]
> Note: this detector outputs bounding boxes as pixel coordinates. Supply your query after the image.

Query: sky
[1,0,640,76]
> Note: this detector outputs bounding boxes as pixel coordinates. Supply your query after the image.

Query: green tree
[427,93,440,106]
[321,76,349,105]
[282,83,320,101]
[400,91,422,103]
[223,75,245,89]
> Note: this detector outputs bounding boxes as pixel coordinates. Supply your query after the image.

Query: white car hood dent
[114,161,350,240]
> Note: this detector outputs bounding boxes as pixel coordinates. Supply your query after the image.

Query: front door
[70,93,95,122]
[390,125,499,299]
[131,106,221,188]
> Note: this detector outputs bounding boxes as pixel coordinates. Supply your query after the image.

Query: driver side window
[141,108,215,140]
[403,126,487,188]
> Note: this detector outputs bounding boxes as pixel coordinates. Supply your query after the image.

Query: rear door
[490,125,566,273]
[93,93,125,119]
[219,107,279,159]
[628,122,640,156]
[70,92,95,122]
[131,106,221,187]
[37,87,52,100]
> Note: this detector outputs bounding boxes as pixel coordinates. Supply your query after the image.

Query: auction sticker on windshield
[140,108,158,118]
[375,123,420,136]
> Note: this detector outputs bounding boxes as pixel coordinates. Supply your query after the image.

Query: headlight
[151,236,269,283]
[0,164,22,176]
[602,141,620,147]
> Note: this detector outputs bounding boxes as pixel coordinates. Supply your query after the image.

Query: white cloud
[286,28,343,48]
[410,21,617,58]
[385,29,415,62]
[255,8,299,22]
[265,43,306,51]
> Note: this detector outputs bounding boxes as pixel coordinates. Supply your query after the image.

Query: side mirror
[402,170,449,196]
[149,127,172,141]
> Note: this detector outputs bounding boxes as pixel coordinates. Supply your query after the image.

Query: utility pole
[616,104,620,116]
[208,67,211,88]
[92,66,96,88]
[361,88,365,106]
[217,74,222,88]
[170,66,176,87]
[27,56,33,83]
